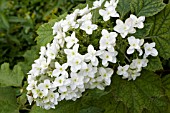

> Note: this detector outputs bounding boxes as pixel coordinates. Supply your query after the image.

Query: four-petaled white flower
[99,6,119,21]
[85,45,103,66]
[64,44,79,59]
[99,29,117,50]
[79,4,91,16]
[127,36,144,55]
[114,19,136,38]
[98,67,114,85]
[65,32,79,48]
[77,13,92,24]
[99,50,118,67]
[144,42,158,58]
[80,20,98,35]
[130,14,145,29]
[117,65,129,78]
[92,0,104,9]
[52,62,68,77]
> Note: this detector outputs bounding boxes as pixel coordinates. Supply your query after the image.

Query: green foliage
[18,46,39,74]
[147,4,170,60]
[130,0,166,17]
[0,0,86,67]
[133,23,153,38]
[0,0,170,113]
[0,63,24,87]
[162,74,170,100]
[112,70,167,113]
[145,56,163,72]
[0,87,19,113]
[116,0,131,19]
[36,13,67,46]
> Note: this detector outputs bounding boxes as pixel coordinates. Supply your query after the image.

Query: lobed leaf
[145,56,163,72]
[36,13,67,46]
[147,4,170,59]
[162,74,170,100]
[0,63,24,87]
[130,0,166,17]
[0,87,19,113]
[133,23,153,38]
[111,70,167,113]
[116,0,132,19]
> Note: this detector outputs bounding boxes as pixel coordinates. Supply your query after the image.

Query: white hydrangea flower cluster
[27,0,158,110]
[115,16,158,80]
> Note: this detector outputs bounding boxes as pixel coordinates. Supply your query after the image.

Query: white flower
[85,45,103,66]
[144,42,158,58]
[52,21,63,35]
[77,13,92,24]
[104,0,119,8]
[64,44,79,59]
[70,72,84,90]
[53,76,66,87]
[130,58,148,70]
[127,69,141,81]
[65,32,79,48]
[98,67,113,85]
[79,63,97,78]
[79,4,90,16]
[80,20,98,35]
[130,59,142,71]
[40,57,49,73]
[39,46,46,57]
[68,54,87,72]
[92,0,104,9]
[99,6,119,21]
[46,43,58,60]
[52,62,68,77]
[32,87,41,98]
[130,14,145,29]
[27,80,37,90]
[117,65,129,78]
[127,36,144,55]
[38,79,52,96]
[99,29,117,50]
[53,32,66,48]
[99,50,118,67]
[27,95,33,105]
[61,15,79,32]
[114,19,136,38]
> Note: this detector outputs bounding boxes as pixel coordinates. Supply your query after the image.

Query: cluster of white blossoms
[27,0,158,110]
[116,18,158,80]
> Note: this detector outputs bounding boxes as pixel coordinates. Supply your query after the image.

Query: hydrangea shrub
[26,0,170,112]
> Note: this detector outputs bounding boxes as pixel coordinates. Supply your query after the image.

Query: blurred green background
[0,0,86,112]
[0,0,86,68]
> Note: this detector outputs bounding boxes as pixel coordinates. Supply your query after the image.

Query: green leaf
[116,0,131,19]
[147,4,170,59]
[0,63,24,87]
[18,46,39,74]
[36,13,67,46]
[30,100,81,113]
[79,107,103,113]
[111,70,167,113]
[133,23,153,38]
[80,89,128,113]
[0,12,9,29]
[36,21,55,46]
[145,56,163,72]
[0,87,19,113]
[30,89,128,113]
[162,74,170,100]
[130,0,166,17]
